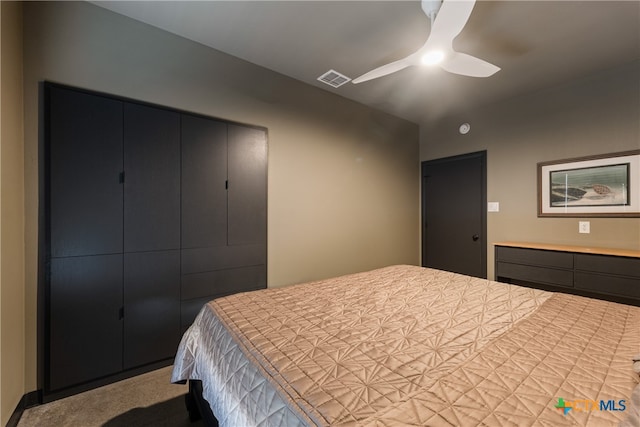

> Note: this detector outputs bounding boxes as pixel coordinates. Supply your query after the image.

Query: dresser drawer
[181,264,266,300]
[575,272,640,299]
[496,261,574,288]
[496,247,573,269]
[495,243,639,306]
[575,254,640,278]
[181,244,266,274]
[180,296,213,328]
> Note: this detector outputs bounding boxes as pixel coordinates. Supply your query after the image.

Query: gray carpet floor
[18,366,203,427]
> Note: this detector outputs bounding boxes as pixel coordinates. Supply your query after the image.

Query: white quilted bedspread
[172,265,640,426]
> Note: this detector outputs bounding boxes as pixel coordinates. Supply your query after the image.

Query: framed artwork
[538,150,640,217]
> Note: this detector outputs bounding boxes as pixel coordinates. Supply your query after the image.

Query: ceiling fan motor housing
[422,0,443,20]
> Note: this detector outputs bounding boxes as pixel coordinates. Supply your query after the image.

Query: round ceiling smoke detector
[459,123,470,134]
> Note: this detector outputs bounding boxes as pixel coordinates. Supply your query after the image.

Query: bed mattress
[172,265,640,426]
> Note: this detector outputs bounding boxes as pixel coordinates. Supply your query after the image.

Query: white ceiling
[93,1,640,125]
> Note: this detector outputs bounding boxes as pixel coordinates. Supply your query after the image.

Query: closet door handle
[472,234,480,241]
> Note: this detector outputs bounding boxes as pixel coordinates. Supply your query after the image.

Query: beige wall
[421,60,640,279]
[1,1,26,424]
[21,1,419,393]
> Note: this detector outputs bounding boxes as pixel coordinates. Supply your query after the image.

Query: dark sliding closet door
[48,86,123,257]
[122,103,181,369]
[227,124,268,246]
[123,103,180,252]
[44,82,267,398]
[49,255,123,391]
[123,250,180,369]
[181,114,228,249]
[179,115,267,330]
[47,88,183,391]
[48,87,124,391]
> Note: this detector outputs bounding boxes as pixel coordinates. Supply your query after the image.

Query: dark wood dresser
[495,242,640,306]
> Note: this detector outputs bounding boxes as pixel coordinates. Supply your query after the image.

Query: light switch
[487,202,500,212]
[579,221,590,234]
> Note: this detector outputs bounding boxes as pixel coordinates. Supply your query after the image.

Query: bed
[171,265,640,426]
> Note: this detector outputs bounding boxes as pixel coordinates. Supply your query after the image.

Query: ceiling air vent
[317,69,351,88]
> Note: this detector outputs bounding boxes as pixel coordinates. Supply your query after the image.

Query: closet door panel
[181,115,227,248]
[228,125,267,246]
[44,83,269,398]
[48,87,123,257]
[124,104,181,252]
[124,251,180,369]
[49,254,123,391]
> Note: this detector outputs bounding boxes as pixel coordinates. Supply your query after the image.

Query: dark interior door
[422,151,486,278]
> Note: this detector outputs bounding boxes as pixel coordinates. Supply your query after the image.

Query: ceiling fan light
[421,50,445,65]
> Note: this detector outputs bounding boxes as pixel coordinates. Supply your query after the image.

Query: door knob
[472,234,480,241]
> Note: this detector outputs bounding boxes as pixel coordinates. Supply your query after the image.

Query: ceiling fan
[352,0,500,84]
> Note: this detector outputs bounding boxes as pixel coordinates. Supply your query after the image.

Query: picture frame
[537,150,640,217]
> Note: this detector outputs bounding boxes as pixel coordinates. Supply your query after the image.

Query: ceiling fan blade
[352,0,494,84]
[440,52,500,77]
[352,56,413,84]
[428,0,476,48]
